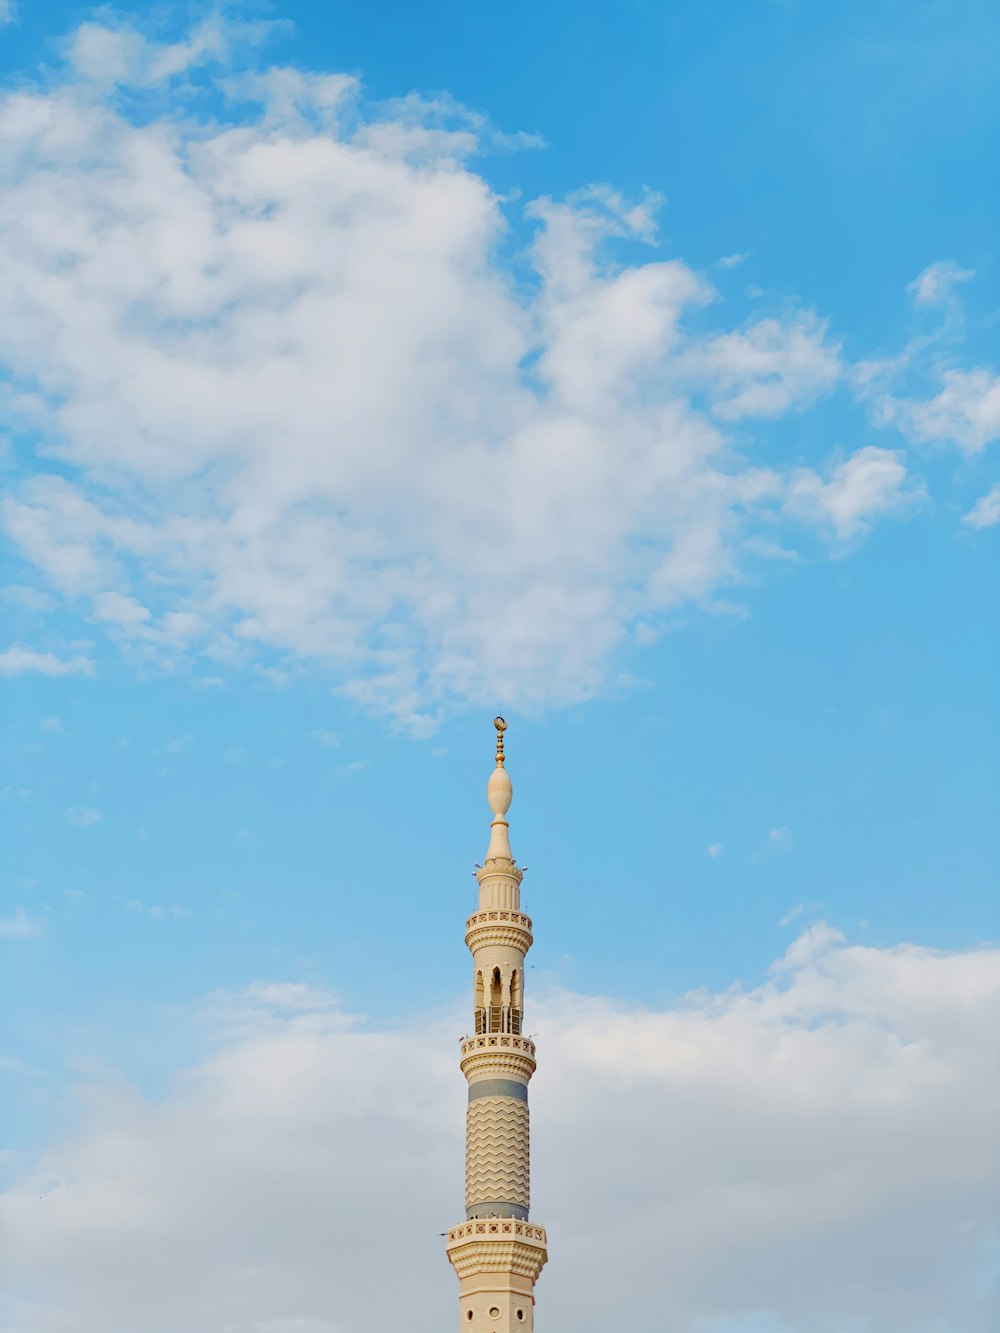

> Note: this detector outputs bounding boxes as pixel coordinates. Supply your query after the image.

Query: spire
[485,715,514,863]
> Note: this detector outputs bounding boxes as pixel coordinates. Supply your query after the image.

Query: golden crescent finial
[494,715,506,766]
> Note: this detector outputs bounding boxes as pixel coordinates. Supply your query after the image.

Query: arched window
[510,969,523,1034]
[474,971,486,1033]
[489,968,503,1031]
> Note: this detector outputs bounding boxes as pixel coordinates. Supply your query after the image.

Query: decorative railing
[474,1006,523,1035]
[447,1219,546,1244]
[466,909,532,932]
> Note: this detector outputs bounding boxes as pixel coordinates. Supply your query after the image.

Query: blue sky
[0,5,998,1332]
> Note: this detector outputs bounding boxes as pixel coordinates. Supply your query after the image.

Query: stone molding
[461,1038,536,1084]
[466,919,534,955]
[446,1227,548,1284]
[474,857,524,887]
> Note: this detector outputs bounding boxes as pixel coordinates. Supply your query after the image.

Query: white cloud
[907,260,975,308]
[706,843,723,858]
[853,260,999,456]
[0,585,55,612]
[785,446,914,540]
[65,806,102,827]
[963,482,1000,529]
[0,17,912,730]
[752,825,793,864]
[778,901,822,928]
[39,715,64,733]
[0,928,995,1332]
[0,645,94,677]
[0,910,44,939]
[889,368,1000,454]
[693,312,841,420]
[716,252,749,269]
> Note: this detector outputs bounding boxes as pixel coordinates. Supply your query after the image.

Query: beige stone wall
[447,1224,547,1333]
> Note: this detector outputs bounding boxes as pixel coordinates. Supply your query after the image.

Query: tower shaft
[446,720,547,1332]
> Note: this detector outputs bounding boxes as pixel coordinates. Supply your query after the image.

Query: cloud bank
[2,927,997,1333]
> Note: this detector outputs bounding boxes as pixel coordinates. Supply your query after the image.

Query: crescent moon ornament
[494,715,507,766]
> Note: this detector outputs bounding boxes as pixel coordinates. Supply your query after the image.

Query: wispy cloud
[963,482,1000,529]
[885,368,1000,454]
[0,645,94,677]
[118,896,191,920]
[65,806,103,827]
[752,825,793,863]
[779,900,822,927]
[40,716,64,734]
[311,730,341,748]
[907,259,974,307]
[706,843,723,859]
[0,910,44,939]
[785,447,916,540]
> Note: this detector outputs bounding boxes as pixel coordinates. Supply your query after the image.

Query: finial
[485,715,514,856]
[494,715,507,767]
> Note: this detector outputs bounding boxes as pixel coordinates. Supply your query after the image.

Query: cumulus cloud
[963,482,1000,529]
[785,446,914,539]
[0,645,93,676]
[0,15,902,730]
[692,312,841,421]
[888,368,1000,454]
[0,928,996,1332]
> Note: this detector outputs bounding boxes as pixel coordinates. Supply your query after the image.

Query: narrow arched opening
[510,969,523,1034]
[474,970,486,1034]
[489,967,503,1032]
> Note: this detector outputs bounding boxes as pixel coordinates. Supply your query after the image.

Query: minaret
[446,717,548,1331]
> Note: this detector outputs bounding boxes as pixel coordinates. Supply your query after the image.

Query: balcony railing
[474,1006,523,1035]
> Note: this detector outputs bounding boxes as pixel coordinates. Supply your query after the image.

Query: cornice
[445,1222,548,1283]
[461,1036,536,1083]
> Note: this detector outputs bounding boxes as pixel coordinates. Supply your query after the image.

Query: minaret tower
[446,718,548,1331]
